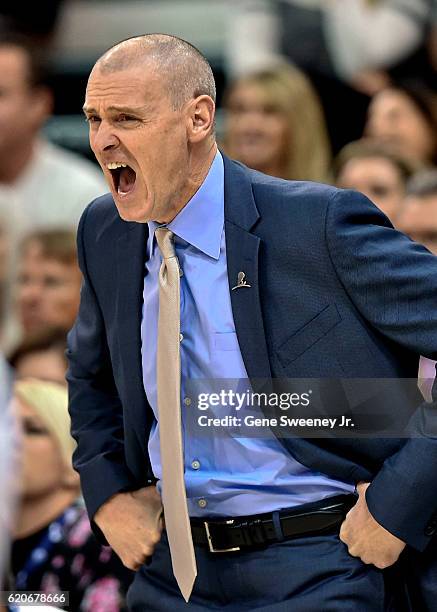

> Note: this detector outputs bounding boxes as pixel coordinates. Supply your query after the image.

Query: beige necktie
[155,227,197,602]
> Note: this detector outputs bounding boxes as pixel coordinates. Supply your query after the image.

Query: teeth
[106,162,128,170]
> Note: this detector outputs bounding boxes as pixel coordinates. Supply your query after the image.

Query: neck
[0,141,36,185]
[157,141,218,223]
[14,487,78,539]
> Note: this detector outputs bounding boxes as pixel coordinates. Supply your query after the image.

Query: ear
[187,95,215,143]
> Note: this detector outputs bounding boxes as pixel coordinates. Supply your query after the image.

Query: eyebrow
[82,105,148,115]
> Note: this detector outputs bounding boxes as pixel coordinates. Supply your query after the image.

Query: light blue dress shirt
[141,151,354,518]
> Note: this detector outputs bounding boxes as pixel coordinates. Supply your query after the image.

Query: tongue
[118,166,136,193]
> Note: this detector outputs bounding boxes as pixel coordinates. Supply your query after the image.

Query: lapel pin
[232,271,251,291]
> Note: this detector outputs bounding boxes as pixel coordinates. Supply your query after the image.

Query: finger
[356,481,370,495]
[339,521,349,544]
[131,553,150,571]
[347,545,365,563]
[123,558,142,571]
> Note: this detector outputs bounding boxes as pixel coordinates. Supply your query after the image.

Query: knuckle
[142,544,154,557]
[133,554,146,568]
[150,531,161,545]
[373,554,392,569]
[339,526,348,542]
[123,558,137,571]
[374,560,387,570]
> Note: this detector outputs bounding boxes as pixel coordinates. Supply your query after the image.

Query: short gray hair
[96,33,216,110]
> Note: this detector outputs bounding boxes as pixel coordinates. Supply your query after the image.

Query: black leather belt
[190,494,356,553]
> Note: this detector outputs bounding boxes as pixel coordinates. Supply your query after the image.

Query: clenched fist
[340,482,406,569]
[94,485,163,570]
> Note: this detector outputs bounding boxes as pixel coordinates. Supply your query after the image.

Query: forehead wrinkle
[85,77,163,112]
[82,103,150,115]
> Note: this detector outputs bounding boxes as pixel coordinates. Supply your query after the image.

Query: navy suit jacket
[67,155,437,552]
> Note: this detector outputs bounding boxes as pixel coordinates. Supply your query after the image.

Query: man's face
[16,241,82,335]
[84,63,191,223]
[365,89,434,165]
[337,156,405,224]
[397,194,437,255]
[0,45,45,156]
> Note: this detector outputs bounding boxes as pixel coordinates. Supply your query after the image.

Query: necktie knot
[155,227,176,260]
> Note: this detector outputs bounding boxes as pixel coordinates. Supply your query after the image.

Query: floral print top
[11,499,133,611]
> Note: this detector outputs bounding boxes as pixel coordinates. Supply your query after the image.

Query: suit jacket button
[425,525,436,536]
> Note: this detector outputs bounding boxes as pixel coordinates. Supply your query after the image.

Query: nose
[19,280,43,305]
[91,120,120,153]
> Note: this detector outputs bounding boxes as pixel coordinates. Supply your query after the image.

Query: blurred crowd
[0,1,437,610]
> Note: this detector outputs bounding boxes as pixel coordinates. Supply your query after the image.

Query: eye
[370,185,391,197]
[85,115,101,124]
[17,273,31,286]
[22,417,49,436]
[262,104,281,116]
[43,276,65,288]
[25,424,49,436]
[117,114,136,122]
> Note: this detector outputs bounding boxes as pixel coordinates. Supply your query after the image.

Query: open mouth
[108,163,137,196]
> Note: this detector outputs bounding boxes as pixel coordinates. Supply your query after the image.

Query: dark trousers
[127,531,394,611]
[398,538,437,612]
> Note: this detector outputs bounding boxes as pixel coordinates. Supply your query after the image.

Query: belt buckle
[204,519,240,553]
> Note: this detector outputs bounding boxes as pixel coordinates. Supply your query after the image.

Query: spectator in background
[0,366,15,608]
[11,379,133,611]
[0,273,14,589]
[0,30,106,248]
[365,85,437,167]
[222,64,331,182]
[334,139,416,224]
[427,0,437,71]
[227,1,435,152]
[0,219,8,325]
[397,169,437,254]
[0,2,64,49]
[15,229,81,342]
[227,1,431,88]
[8,328,67,385]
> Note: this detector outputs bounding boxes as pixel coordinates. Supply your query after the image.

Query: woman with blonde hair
[11,379,132,611]
[222,64,332,183]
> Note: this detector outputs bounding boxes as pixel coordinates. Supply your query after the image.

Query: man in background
[398,169,437,255]
[0,30,106,243]
[15,229,81,341]
[0,31,105,350]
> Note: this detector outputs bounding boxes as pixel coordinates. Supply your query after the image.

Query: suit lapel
[114,157,272,388]
[115,223,148,395]
[223,155,272,380]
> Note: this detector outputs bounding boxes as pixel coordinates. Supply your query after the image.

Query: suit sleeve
[326,188,437,551]
[66,203,138,540]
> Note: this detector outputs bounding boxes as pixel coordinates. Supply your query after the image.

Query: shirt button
[191,460,200,470]
[198,498,207,509]
[184,397,191,406]
[179,333,184,342]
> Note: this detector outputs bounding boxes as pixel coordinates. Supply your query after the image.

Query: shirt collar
[147,151,224,260]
